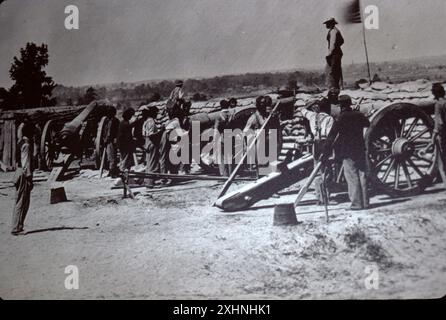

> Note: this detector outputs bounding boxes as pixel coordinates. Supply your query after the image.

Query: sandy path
[1,170,445,299]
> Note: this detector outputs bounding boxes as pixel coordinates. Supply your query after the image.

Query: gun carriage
[216,100,439,211]
[40,101,109,171]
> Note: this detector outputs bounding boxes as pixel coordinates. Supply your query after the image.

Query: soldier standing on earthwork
[324,17,344,105]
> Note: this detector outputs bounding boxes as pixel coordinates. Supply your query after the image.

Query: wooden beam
[128,171,256,182]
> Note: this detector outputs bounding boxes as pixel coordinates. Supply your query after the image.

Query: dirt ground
[1,168,445,300]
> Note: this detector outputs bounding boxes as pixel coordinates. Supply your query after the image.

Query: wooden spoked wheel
[365,103,437,197]
[40,120,59,171]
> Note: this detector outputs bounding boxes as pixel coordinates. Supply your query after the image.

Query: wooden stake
[294,161,322,208]
[99,148,106,178]
[215,101,282,202]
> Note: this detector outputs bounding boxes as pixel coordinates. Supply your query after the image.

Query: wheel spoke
[382,158,395,183]
[394,162,400,190]
[398,119,406,138]
[374,154,393,169]
[404,117,419,138]
[373,148,391,153]
[407,157,425,178]
[401,161,413,188]
[408,128,430,142]
[375,138,391,147]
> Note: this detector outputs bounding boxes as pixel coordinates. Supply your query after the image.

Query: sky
[1,0,445,87]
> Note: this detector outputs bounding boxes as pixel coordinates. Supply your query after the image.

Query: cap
[175,80,184,87]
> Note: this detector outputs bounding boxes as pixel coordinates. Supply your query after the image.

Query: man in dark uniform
[323,17,344,105]
[118,108,136,172]
[322,95,370,210]
[104,106,120,178]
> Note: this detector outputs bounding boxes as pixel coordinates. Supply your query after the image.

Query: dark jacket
[327,27,344,56]
[104,117,119,143]
[117,120,134,154]
[325,109,370,161]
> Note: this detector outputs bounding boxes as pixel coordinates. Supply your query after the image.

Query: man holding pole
[323,17,344,105]
[244,96,282,176]
[298,98,334,205]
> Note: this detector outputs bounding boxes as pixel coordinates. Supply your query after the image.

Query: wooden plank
[11,120,16,169]
[0,120,4,154]
[128,171,256,182]
[2,120,11,167]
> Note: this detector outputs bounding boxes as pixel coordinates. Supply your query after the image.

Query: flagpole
[359,0,372,83]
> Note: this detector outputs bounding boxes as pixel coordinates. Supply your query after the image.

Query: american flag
[342,0,362,24]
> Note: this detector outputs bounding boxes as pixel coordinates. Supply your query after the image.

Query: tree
[192,92,207,102]
[8,42,57,108]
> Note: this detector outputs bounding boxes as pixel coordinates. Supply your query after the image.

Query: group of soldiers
[102,80,192,187]
[9,17,446,235]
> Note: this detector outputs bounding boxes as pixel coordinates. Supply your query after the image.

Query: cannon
[215,100,439,211]
[40,101,109,171]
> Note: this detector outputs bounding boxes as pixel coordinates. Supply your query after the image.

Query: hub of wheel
[391,137,415,158]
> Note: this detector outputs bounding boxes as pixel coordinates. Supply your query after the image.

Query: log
[128,171,256,182]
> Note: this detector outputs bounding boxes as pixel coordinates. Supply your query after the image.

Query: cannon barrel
[188,96,295,130]
[189,105,251,130]
[58,101,106,153]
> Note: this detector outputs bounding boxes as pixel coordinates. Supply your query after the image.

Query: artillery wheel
[95,116,108,169]
[365,103,437,197]
[40,120,59,171]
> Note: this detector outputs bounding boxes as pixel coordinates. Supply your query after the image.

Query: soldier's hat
[338,95,352,107]
[432,83,445,96]
[323,18,338,25]
[175,80,184,87]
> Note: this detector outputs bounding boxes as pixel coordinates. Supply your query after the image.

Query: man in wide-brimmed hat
[323,17,344,105]
[322,95,370,211]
